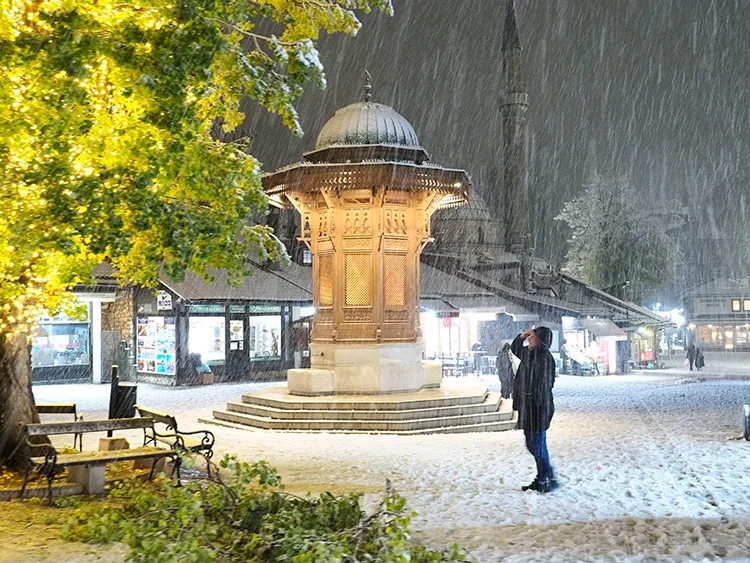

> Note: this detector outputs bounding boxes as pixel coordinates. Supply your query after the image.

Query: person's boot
[521,478,541,492]
[538,477,560,493]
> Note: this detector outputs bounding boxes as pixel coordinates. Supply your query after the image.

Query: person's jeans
[524,429,554,481]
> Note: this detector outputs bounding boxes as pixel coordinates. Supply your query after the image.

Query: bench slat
[31,446,170,467]
[36,403,77,415]
[26,417,154,436]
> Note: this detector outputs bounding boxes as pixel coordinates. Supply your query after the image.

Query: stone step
[201,415,517,435]
[212,405,511,433]
[240,385,489,412]
[226,392,504,421]
[412,418,517,434]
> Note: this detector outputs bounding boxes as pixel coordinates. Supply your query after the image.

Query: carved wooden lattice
[318,254,333,306]
[384,254,407,308]
[316,309,333,324]
[345,254,372,306]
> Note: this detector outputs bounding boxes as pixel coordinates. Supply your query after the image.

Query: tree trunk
[0,332,42,469]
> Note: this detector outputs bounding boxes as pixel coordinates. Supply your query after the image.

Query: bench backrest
[135,405,178,432]
[25,417,154,437]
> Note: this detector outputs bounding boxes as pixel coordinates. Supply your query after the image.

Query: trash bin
[112,382,137,419]
[108,365,137,420]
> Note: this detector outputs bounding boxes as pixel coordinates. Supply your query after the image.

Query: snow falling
[6,1,750,561]
[242,0,750,282]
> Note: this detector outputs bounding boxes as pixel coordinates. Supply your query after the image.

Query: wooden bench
[135,405,215,475]
[35,402,81,450]
[21,417,182,502]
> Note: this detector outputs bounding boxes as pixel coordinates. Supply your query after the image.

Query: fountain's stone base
[288,342,438,396]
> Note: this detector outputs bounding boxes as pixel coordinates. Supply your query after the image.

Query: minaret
[501,0,531,254]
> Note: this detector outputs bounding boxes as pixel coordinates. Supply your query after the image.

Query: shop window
[136,316,176,375]
[32,323,90,367]
[732,299,741,312]
[229,320,244,351]
[713,326,722,342]
[303,249,312,265]
[744,300,750,312]
[189,316,225,365]
[248,315,281,360]
[735,326,749,346]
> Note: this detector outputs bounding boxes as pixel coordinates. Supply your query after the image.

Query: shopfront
[561,316,626,375]
[133,284,300,384]
[631,327,659,366]
[689,322,750,351]
[32,306,92,382]
[32,290,118,384]
[419,294,539,375]
[681,278,750,351]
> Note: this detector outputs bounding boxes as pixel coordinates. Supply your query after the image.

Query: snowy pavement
[33,372,750,562]
[641,351,750,378]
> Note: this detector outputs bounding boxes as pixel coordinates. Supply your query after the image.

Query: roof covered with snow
[160,262,313,303]
[315,102,422,151]
[681,277,750,298]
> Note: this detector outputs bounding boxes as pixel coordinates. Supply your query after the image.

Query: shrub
[61,455,469,562]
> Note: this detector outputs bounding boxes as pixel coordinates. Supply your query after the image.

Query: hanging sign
[189,304,226,314]
[157,290,173,311]
[248,304,282,314]
[436,311,459,319]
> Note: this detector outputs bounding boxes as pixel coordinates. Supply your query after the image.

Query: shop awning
[419,298,458,314]
[579,317,627,341]
[441,295,536,320]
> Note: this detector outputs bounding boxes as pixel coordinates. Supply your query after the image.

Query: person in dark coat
[686,343,696,371]
[511,326,558,493]
[695,347,705,371]
[496,343,515,400]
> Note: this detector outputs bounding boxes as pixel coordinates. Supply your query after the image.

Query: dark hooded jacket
[511,327,556,432]
[496,344,514,384]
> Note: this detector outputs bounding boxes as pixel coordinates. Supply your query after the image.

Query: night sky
[240,0,750,285]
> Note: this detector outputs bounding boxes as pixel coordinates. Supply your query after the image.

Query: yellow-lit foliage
[0,0,393,336]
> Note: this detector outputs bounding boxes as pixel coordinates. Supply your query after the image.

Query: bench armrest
[150,430,186,451]
[25,440,58,470]
[176,429,215,450]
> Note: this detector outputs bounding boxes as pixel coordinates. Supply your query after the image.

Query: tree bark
[0,332,42,469]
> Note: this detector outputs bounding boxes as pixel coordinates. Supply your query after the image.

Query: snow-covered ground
[648,350,750,378]
[33,372,750,562]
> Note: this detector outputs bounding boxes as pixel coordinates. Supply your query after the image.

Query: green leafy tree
[0,0,392,467]
[555,174,683,303]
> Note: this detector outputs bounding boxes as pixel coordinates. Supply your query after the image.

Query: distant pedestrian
[511,327,558,493]
[695,347,705,371]
[496,343,515,400]
[686,343,696,371]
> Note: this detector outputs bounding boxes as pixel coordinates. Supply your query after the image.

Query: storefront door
[226,314,246,376]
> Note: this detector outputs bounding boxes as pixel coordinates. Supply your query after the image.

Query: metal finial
[364,70,372,102]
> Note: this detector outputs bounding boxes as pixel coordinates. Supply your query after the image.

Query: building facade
[682,278,750,351]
